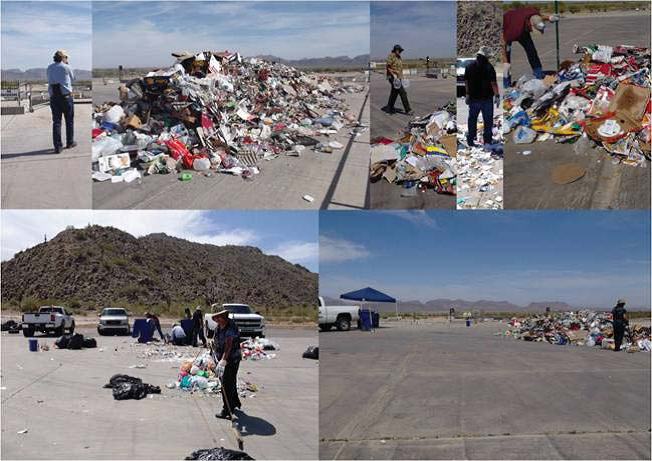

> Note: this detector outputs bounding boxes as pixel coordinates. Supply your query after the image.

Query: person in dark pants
[465,47,499,147]
[46,50,76,153]
[146,312,166,342]
[384,44,412,115]
[192,306,207,348]
[211,310,242,419]
[611,299,629,351]
[502,8,559,88]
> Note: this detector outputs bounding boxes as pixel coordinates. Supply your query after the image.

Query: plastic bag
[185,448,254,460]
[92,136,123,161]
[513,126,537,144]
[103,105,125,124]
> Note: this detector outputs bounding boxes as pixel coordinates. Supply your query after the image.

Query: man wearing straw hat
[383,44,412,115]
[211,309,242,419]
[46,49,77,153]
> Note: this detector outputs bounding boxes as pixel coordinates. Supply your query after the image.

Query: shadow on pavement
[1,148,57,159]
[236,410,277,437]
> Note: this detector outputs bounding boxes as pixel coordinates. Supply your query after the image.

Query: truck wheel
[68,321,75,334]
[23,327,34,337]
[336,317,351,331]
[319,324,332,332]
[97,328,105,336]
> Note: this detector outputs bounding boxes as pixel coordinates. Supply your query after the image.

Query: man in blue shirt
[46,50,76,153]
[211,310,242,419]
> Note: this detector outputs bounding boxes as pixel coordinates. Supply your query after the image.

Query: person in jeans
[502,7,559,88]
[146,312,166,342]
[192,306,207,348]
[46,50,76,153]
[211,310,242,419]
[384,44,412,115]
[465,47,499,148]
[611,299,629,352]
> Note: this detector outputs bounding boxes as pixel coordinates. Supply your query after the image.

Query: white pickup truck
[204,303,266,338]
[22,306,75,337]
[318,296,360,331]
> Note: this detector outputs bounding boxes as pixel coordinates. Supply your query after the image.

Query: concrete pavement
[505,12,651,209]
[1,327,318,460]
[319,321,650,459]
[92,78,369,210]
[1,105,91,209]
[369,72,456,209]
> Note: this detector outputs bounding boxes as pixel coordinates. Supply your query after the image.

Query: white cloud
[0,210,257,261]
[320,236,370,263]
[380,210,439,229]
[269,241,319,267]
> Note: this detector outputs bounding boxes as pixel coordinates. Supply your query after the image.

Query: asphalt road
[92,77,369,210]
[1,327,318,460]
[1,104,92,209]
[505,12,651,209]
[369,72,456,209]
[319,320,651,459]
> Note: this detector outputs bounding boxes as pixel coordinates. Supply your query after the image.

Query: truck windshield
[39,307,63,313]
[102,309,127,316]
[226,305,252,314]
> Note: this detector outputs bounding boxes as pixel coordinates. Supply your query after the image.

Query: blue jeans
[50,93,74,150]
[504,32,543,88]
[467,99,494,146]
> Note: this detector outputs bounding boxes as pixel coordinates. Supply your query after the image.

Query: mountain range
[1,68,92,82]
[252,54,369,69]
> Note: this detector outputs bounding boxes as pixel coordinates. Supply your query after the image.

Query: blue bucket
[466,319,471,327]
[28,338,38,352]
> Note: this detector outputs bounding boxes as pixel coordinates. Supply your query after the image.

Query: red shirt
[503,7,540,43]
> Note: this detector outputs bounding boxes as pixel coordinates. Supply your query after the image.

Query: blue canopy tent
[340,287,398,331]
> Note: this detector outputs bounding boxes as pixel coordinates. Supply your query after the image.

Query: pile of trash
[241,337,279,361]
[55,333,97,350]
[504,44,651,168]
[498,310,652,352]
[1,320,21,334]
[369,104,457,196]
[92,50,363,183]
[104,374,161,400]
[456,112,504,209]
[185,447,254,460]
[168,351,259,398]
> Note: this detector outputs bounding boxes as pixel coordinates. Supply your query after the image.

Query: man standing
[46,50,76,153]
[192,306,207,348]
[211,310,242,419]
[502,7,559,88]
[384,44,412,115]
[465,47,499,148]
[611,299,629,352]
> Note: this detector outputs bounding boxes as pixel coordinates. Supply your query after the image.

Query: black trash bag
[302,346,319,360]
[55,334,73,349]
[68,333,85,350]
[185,447,254,460]
[83,337,97,348]
[1,320,21,332]
[104,374,143,388]
[112,382,161,400]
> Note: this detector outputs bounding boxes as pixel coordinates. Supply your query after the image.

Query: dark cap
[392,44,404,52]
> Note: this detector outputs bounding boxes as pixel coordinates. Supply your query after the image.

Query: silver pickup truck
[22,306,75,337]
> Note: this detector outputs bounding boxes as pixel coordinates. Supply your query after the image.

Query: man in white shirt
[170,323,187,346]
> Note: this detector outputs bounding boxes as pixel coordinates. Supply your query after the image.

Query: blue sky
[1,210,318,272]
[371,1,455,60]
[320,211,651,309]
[1,1,92,70]
[93,1,370,68]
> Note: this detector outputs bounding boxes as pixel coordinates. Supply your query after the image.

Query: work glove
[494,94,501,107]
[217,359,226,379]
[548,14,560,22]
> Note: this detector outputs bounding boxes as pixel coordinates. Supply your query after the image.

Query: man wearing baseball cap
[502,7,559,88]
[465,47,499,148]
[47,50,77,153]
[611,299,629,352]
[383,44,412,115]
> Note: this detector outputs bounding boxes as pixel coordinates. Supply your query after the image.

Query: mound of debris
[498,310,652,352]
[185,447,254,460]
[92,50,364,183]
[504,44,651,167]
[457,1,503,61]
[104,374,161,400]
[369,103,457,196]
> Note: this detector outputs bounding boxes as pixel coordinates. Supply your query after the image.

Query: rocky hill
[2,226,317,311]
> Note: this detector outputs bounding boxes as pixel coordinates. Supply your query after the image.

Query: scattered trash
[504,44,651,169]
[17,429,28,435]
[302,346,319,360]
[370,103,457,196]
[92,50,362,184]
[302,195,315,203]
[103,374,161,400]
[241,337,279,361]
[185,447,254,460]
[498,310,651,352]
[129,364,147,369]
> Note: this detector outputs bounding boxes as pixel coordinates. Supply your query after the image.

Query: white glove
[548,14,559,23]
[217,359,226,378]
